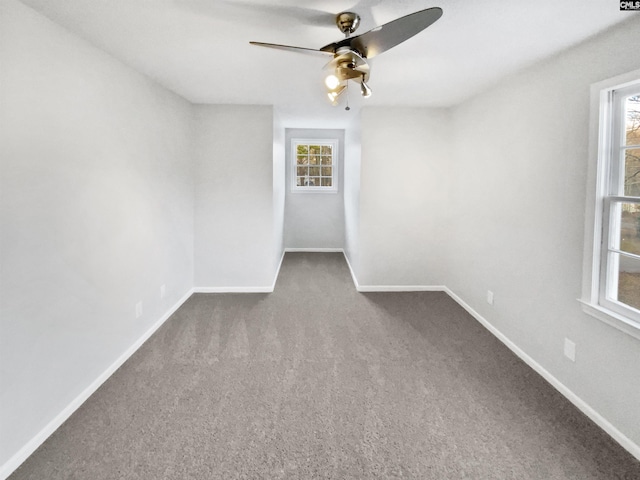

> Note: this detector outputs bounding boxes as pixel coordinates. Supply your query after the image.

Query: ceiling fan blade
[322,7,443,59]
[250,41,335,56]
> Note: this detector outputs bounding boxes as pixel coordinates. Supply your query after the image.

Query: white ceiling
[18,0,639,126]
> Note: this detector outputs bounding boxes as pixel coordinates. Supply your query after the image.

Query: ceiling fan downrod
[335,12,361,37]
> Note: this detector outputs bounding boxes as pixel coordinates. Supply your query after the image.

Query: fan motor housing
[331,47,370,83]
[336,12,361,35]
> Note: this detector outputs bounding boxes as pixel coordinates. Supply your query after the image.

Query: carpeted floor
[9,253,640,479]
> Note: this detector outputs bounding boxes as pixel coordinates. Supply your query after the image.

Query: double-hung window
[583,74,640,336]
[291,139,338,193]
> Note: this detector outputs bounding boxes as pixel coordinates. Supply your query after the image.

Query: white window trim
[581,68,640,341]
[291,138,339,194]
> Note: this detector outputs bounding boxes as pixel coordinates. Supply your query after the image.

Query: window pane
[614,253,640,311]
[626,95,640,146]
[293,141,336,190]
[618,204,640,255]
[626,148,640,196]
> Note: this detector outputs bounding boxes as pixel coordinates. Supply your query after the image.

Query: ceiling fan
[250,7,443,108]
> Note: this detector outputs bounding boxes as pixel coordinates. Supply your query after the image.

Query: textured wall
[0,0,194,468]
[273,110,286,269]
[357,107,452,286]
[193,105,278,288]
[448,15,640,448]
[343,119,362,274]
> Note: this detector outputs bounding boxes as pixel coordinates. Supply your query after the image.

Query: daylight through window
[598,83,640,323]
[292,139,338,192]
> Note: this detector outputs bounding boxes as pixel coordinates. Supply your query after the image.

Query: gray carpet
[9,253,640,479]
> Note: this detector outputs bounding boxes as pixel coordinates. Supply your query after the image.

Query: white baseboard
[341,251,445,292]
[342,250,360,290]
[443,287,640,463]
[284,248,344,252]
[3,251,289,478]
[271,249,286,290]
[357,285,447,292]
[193,250,286,294]
[193,286,273,293]
[0,288,195,480]
[340,255,640,462]
[5,259,639,478]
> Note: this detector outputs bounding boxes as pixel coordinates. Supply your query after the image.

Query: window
[582,73,640,337]
[291,139,338,192]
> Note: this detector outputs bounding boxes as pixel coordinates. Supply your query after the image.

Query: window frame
[581,70,640,340]
[290,138,339,194]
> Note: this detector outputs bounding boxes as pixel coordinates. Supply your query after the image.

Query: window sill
[578,300,640,341]
[291,189,339,194]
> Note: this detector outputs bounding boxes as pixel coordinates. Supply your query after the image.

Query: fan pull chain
[345,82,351,111]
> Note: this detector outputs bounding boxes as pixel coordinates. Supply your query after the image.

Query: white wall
[357,107,451,286]
[4,0,640,473]
[273,110,286,268]
[284,128,345,249]
[193,105,279,288]
[0,0,194,469]
[343,118,362,274]
[448,15,640,448]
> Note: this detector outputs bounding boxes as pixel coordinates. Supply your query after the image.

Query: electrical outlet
[135,301,143,319]
[160,284,166,299]
[486,290,494,305]
[564,338,576,362]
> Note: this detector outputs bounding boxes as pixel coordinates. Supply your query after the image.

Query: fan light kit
[250,7,443,109]
[325,74,340,90]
